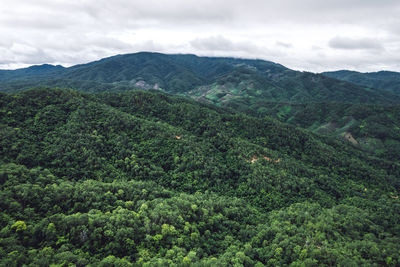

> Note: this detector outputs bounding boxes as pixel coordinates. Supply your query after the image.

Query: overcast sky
[1,0,400,72]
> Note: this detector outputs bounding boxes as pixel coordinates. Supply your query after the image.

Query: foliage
[0,88,399,265]
[323,70,400,96]
[1,52,399,158]
[237,102,400,161]
[1,52,399,105]
[11,221,26,232]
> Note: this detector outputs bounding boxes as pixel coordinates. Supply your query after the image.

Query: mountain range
[0,52,399,265]
[1,52,399,104]
[1,52,399,159]
[323,70,400,96]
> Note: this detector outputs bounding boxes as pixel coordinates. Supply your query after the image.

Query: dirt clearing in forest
[247,156,281,164]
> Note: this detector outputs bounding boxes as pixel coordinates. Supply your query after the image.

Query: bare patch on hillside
[246,155,281,164]
[344,132,358,145]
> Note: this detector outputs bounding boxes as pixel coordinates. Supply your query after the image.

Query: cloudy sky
[1,0,400,72]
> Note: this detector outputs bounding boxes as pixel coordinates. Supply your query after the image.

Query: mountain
[0,52,286,94]
[1,52,400,105]
[1,88,399,265]
[0,64,64,82]
[187,69,400,114]
[241,102,400,160]
[1,52,400,163]
[322,70,400,96]
[1,52,400,159]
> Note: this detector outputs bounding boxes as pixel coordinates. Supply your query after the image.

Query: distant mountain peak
[0,52,399,105]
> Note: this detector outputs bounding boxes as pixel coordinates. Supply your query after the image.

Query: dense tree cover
[323,70,400,96]
[0,64,64,83]
[1,52,399,159]
[0,88,399,265]
[224,102,400,161]
[1,52,399,105]
[189,68,400,106]
[1,164,399,266]
[0,53,285,94]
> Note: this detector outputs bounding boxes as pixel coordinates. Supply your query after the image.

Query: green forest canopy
[0,88,399,266]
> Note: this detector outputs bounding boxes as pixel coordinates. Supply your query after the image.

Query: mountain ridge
[322,69,400,96]
[1,52,399,158]
[1,52,399,105]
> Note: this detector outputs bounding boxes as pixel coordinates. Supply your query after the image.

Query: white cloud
[190,36,265,54]
[276,42,293,48]
[328,36,384,50]
[0,0,399,72]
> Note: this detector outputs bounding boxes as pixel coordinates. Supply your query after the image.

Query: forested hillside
[2,53,400,160]
[1,52,399,105]
[1,88,399,266]
[323,70,400,96]
[222,102,400,161]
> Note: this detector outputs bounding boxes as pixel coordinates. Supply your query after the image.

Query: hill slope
[231,102,400,161]
[0,88,399,265]
[0,64,64,82]
[323,70,400,96]
[1,52,399,105]
[1,53,400,159]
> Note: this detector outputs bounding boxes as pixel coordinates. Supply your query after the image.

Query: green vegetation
[1,52,399,105]
[243,102,400,161]
[323,70,400,96]
[2,53,400,159]
[0,88,399,265]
